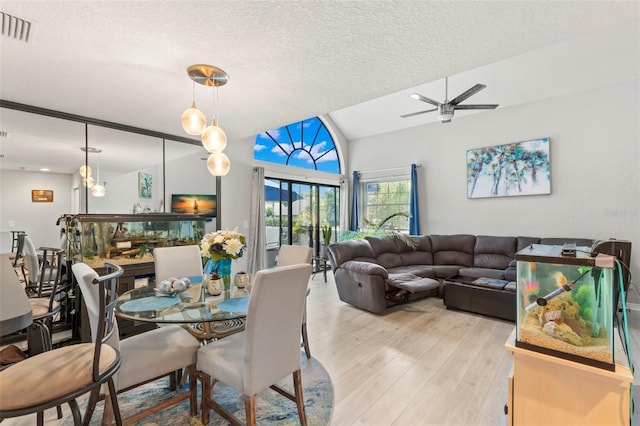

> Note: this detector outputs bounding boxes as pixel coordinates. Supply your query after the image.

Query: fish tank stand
[504,329,632,426]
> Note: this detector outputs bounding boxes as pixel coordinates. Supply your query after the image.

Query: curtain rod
[356,164,422,174]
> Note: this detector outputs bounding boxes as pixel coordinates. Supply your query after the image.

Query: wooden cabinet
[505,329,632,425]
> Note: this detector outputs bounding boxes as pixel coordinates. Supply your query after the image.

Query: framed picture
[32,189,54,202]
[466,137,551,199]
[171,194,217,218]
[138,172,152,198]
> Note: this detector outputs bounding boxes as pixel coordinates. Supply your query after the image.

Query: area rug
[63,352,333,425]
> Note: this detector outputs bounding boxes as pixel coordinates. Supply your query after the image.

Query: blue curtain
[350,171,360,231]
[409,164,420,235]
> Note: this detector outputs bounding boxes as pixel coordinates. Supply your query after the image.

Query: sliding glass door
[265,178,339,267]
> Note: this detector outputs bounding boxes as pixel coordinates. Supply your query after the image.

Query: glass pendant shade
[79,165,92,178]
[91,183,106,197]
[83,176,95,188]
[201,122,227,153]
[207,152,230,176]
[181,102,206,135]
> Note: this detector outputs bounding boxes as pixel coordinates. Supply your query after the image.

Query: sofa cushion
[399,235,433,265]
[387,273,440,293]
[473,235,516,270]
[458,267,506,280]
[328,239,377,268]
[430,234,475,266]
[387,266,436,279]
[366,236,412,269]
[430,265,462,279]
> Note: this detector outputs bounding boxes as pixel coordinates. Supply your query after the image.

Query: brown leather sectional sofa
[326,234,629,321]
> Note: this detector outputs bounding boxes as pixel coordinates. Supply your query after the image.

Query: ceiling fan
[401,77,499,123]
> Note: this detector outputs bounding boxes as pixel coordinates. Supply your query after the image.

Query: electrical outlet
[8,220,14,227]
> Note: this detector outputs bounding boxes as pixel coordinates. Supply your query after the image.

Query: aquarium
[515,244,616,370]
[61,214,206,268]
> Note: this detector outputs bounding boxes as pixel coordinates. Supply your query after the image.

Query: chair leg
[102,393,114,426]
[169,370,177,391]
[37,411,44,426]
[293,369,307,426]
[188,364,197,417]
[83,387,100,426]
[68,399,82,425]
[301,323,311,359]
[244,395,256,426]
[107,378,123,426]
[201,372,212,425]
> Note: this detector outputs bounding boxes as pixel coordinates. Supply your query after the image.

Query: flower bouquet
[200,228,247,293]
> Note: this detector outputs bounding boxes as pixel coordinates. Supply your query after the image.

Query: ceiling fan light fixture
[437,104,454,122]
[438,112,454,122]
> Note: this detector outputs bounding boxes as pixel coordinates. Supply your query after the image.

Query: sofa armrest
[340,260,389,278]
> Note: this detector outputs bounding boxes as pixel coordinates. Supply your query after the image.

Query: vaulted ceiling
[1,1,638,145]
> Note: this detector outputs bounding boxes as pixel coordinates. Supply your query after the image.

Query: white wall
[0,170,73,251]
[347,80,640,280]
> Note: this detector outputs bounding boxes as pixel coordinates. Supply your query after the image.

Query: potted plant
[320,224,332,258]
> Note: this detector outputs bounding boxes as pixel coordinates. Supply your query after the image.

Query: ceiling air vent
[1,12,32,43]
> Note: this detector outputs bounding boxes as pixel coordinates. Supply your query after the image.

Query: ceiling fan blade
[449,84,486,105]
[453,104,499,110]
[400,108,438,118]
[409,93,440,107]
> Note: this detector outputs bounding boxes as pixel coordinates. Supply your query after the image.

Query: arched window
[254,117,341,173]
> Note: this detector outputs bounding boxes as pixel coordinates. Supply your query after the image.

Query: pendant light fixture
[201,83,227,153]
[207,152,231,176]
[180,79,207,135]
[91,150,106,197]
[181,64,230,176]
[79,146,102,188]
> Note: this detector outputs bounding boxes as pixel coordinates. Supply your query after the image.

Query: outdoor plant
[340,212,416,249]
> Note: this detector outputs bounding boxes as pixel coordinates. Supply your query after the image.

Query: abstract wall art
[466,137,550,199]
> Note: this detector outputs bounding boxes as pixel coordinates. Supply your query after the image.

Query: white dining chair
[197,263,313,425]
[277,245,313,358]
[74,262,200,424]
[153,245,203,282]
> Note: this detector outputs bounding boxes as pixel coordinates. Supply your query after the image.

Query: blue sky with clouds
[254,117,340,173]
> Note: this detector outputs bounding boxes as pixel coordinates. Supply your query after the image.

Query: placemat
[217,296,249,313]
[120,296,180,312]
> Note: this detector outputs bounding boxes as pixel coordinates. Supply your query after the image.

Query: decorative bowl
[155,277,192,296]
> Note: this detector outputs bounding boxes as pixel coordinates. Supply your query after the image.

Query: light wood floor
[5,270,640,425]
[308,273,514,426]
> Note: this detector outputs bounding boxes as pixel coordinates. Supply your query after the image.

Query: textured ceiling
[0,1,639,157]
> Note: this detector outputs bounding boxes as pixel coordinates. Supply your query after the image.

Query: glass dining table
[115,276,250,341]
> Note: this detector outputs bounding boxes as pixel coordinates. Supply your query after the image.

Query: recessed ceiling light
[40,168,50,172]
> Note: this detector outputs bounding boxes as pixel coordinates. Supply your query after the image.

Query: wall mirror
[0,103,207,215]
